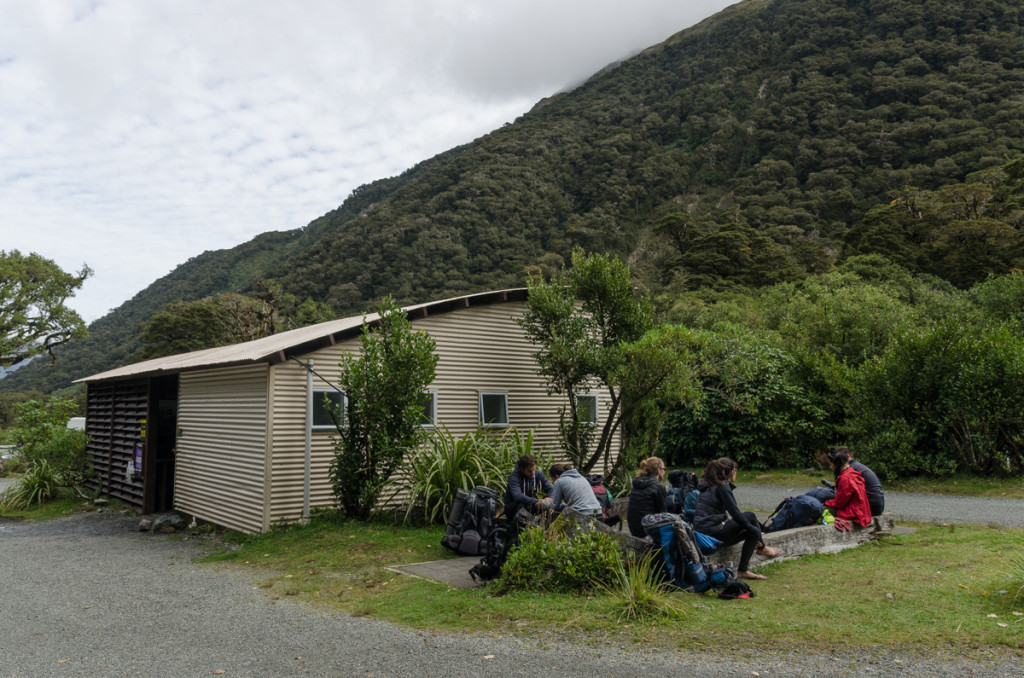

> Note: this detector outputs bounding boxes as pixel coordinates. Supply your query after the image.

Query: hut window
[312,389,346,430]
[479,391,508,428]
[419,390,437,428]
[575,393,599,425]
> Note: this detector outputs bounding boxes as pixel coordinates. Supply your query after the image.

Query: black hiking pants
[701,511,762,572]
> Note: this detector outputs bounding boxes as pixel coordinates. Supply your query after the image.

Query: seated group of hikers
[503,454,618,527]
[628,446,885,580]
[502,445,884,583]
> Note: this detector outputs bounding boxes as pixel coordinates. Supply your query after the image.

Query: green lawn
[202,514,1024,655]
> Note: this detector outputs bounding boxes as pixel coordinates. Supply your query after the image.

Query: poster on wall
[134,443,143,473]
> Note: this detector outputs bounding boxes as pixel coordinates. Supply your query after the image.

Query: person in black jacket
[503,454,554,517]
[627,456,667,538]
[694,457,780,580]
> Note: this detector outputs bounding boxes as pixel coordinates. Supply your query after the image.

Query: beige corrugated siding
[174,365,270,533]
[265,301,619,526]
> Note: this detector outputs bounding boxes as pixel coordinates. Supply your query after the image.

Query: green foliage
[601,549,686,622]
[518,248,654,473]
[0,460,58,509]
[328,297,439,520]
[6,397,79,460]
[849,319,1024,478]
[389,426,549,525]
[1007,537,1024,606]
[9,1,1024,398]
[494,521,622,594]
[0,250,90,366]
[4,397,91,489]
[137,293,276,359]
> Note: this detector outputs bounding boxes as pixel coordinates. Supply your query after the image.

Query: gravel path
[1,510,1021,677]
[735,484,1024,528]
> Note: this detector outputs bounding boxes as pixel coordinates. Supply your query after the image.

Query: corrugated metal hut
[77,289,616,532]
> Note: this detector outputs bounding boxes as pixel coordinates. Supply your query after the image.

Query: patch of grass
[0,486,115,522]
[201,513,1024,655]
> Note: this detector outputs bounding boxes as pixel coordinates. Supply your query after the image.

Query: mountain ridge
[5,0,1024,394]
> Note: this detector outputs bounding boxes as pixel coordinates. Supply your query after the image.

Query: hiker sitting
[627,456,668,538]
[548,463,604,517]
[810,446,885,516]
[823,448,872,530]
[693,457,780,581]
[503,454,554,517]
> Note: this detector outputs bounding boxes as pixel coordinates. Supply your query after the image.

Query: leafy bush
[5,397,80,463]
[848,319,1024,478]
[3,397,91,490]
[0,460,58,510]
[494,519,622,594]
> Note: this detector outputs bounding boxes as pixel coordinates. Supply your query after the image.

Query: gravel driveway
[2,508,1022,677]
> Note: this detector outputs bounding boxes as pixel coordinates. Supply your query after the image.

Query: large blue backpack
[762,494,823,533]
[641,513,737,594]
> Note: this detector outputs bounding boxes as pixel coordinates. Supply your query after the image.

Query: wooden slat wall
[174,365,269,533]
[265,301,619,526]
[85,380,148,508]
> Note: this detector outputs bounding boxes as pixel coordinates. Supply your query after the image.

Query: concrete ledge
[711,513,895,570]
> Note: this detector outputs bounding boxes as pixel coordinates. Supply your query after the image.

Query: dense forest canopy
[4,0,1024,395]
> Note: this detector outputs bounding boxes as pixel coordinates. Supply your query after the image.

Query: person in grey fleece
[548,463,603,516]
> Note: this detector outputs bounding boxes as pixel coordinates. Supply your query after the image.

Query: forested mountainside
[6,0,1024,394]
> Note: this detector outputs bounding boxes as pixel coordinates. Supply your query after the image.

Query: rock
[138,518,153,532]
[152,512,186,533]
[93,498,109,507]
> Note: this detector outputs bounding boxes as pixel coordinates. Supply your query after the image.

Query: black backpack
[668,470,698,494]
[440,486,500,556]
[762,494,823,533]
[469,508,534,583]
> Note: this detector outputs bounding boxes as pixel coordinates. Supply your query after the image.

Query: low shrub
[0,459,59,510]
[494,519,622,594]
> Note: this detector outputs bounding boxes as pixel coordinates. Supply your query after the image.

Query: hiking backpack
[440,486,500,556]
[642,512,741,594]
[762,494,824,533]
[668,470,699,494]
[682,488,700,524]
[469,507,534,583]
[586,474,613,517]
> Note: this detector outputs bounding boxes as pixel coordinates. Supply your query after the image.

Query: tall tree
[328,297,438,520]
[518,248,654,474]
[0,250,91,366]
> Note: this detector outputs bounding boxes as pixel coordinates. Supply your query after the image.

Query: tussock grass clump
[603,549,687,622]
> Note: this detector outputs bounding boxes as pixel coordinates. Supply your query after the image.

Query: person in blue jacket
[504,454,554,517]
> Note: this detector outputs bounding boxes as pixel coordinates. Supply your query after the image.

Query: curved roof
[78,288,528,384]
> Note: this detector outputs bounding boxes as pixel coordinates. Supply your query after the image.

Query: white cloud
[0,0,735,322]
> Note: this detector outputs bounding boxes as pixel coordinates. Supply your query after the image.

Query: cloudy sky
[1,0,736,323]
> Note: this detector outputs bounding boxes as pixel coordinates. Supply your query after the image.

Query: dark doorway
[144,375,179,514]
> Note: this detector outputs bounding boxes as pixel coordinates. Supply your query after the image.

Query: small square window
[479,391,508,428]
[312,389,345,430]
[575,393,599,425]
[419,390,437,428]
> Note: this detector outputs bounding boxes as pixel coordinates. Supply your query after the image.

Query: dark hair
[548,463,568,479]
[828,447,851,477]
[702,457,738,487]
[517,454,538,471]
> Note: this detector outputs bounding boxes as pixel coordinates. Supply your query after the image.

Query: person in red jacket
[823,448,872,530]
